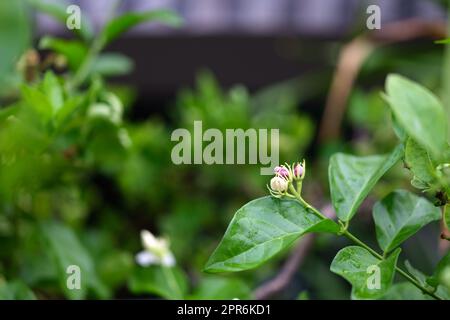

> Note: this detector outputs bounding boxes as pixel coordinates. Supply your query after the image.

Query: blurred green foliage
[0,0,318,299]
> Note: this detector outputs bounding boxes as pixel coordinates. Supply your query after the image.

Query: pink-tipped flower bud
[274,166,290,179]
[293,163,304,179]
[270,176,288,193]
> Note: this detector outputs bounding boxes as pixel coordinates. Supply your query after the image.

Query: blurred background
[0,0,448,300]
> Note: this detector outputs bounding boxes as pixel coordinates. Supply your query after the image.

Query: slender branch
[67,0,122,90]
[289,192,444,300]
[254,234,315,299]
[343,230,443,300]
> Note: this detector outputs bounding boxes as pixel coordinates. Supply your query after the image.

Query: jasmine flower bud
[270,176,288,193]
[293,163,304,179]
[274,166,290,179]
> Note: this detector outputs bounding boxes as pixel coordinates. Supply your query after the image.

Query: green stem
[290,190,444,300]
[343,230,442,300]
[162,266,183,299]
[68,38,103,90]
[67,0,122,90]
[441,204,450,241]
[443,204,449,230]
[288,184,327,220]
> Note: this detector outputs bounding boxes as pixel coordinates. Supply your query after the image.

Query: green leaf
[21,85,53,122]
[101,10,182,47]
[435,38,450,44]
[384,74,448,158]
[0,280,36,300]
[405,138,437,189]
[0,0,30,95]
[428,251,450,287]
[404,260,429,287]
[189,276,252,300]
[97,251,134,290]
[329,145,404,222]
[91,53,134,76]
[330,246,401,299]
[42,71,63,112]
[382,282,429,300]
[28,0,93,41]
[54,95,82,128]
[391,114,408,143]
[41,221,108,299]
[39,36,88,71]
[128,266,188,300]
[204,196,339,273]
[373,190,441,253]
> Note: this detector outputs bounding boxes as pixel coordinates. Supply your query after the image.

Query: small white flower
[135,230,176,267]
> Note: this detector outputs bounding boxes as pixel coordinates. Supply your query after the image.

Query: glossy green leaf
[329,145,403,222]
[204,196,339,273]
[382,282,429,300]
[101,10,182,47]
[405,138,437,189]
[28,0,93,41]
[41,222,108,299]
[128,266,188,300]
[428,251,450,288]
[391,114,407,143]
[330,246,400,299]
[189,276,252,300]
[384,74,448,158]
[404,260,429,288]
[373,190,441,253]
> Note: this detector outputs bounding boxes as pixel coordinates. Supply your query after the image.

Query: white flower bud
[270,176,288,192]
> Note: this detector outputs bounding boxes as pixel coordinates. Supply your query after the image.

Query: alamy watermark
[63,4,381,32]
[171,121,279,175]
[66,265,81,290]
[366,265,381,290]
[366,4,381,30]
[66,5,81,30]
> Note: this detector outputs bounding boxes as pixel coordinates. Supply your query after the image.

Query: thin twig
[253,234,315,299]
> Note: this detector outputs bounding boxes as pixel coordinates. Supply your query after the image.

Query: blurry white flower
[135,230,176,267]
